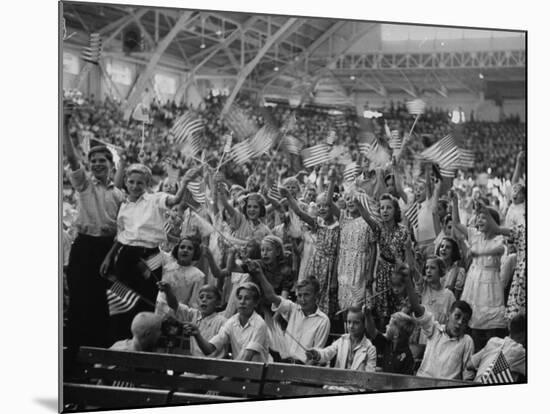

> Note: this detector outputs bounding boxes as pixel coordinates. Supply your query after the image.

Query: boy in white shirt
[248,260,330,364]
[404,265,475,380]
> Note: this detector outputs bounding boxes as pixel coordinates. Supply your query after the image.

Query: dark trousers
[471,328,508,353]
[110,244,162,342]
[65,234,114,355]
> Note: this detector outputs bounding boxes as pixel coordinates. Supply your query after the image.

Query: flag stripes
[223,105,258,140]
[406,99,426,115]
[358,193,382,222]
[389,130,402,150]
[358,139,377,157]
[404,202,419,231]
[230,140,255,164]
[82,33,102,64]
[481,352,514,384]
[282,135,303,155]
[343,162,360,183]
[456,148,475,169]
[188,181,206,204]
[144,252,163,271]
[169,112,204,147]
[267,184,283,201]
[250,125,277,156]
[107,281,140,316]
[301,143,331,168]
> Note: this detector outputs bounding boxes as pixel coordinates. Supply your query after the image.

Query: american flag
[267,184,283,201]
[187,180,206,204]
[230,140,255,164]
[144,252,163,271]
[358,193,382,222]
[169,112,204,147]
[81,32,102,64]
[406,99,426,115]
[282,135,303,155]
[107,281,140,316]
[389,130,402,150]
[456,148,475,169]
[481,351,514,384]
[439,167,457,179]
[80,132,91,154]
[223,104,258,140]
[358,139,377,157]
[180,132,203,158]
[301,143,331,168]
[343,162,360,183]
[250,124,277,156]
[404,202,419,231]
[420,134,460,169]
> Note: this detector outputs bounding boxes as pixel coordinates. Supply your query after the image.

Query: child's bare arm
[183,323,217,355]
[63,102,80,171]
[166,167,201,208]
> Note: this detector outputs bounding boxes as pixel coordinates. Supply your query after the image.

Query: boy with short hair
[157,282,227,358]
[110,312,162,352]
[405,266,475,380]
[467,312,526,382]
[249,260,330,364]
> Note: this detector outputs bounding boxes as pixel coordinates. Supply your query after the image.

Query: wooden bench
[63,346,474,411]
[261,362,472,398]
[63,346,265,411]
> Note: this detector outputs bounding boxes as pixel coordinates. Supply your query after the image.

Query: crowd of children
[63,93,526,388]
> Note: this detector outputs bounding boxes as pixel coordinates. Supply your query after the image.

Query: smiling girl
[436,237,466,299]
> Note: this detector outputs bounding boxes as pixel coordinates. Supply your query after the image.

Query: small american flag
[406,99,426,115]
[358,139,378,157]
[481,351,514,384]
[389,130,402,150]
[169,112,204,147]
[223,104,258,140]
[404,202,419,231]
[107,281,140,316]
[187,181,206,204]
[343,162,360,183]
[250,125,277,156]
[282,135,303,155]
[230,140,255,164]
[420,134,460,169]
[267,184,283,201]
[456,148,475,169]
[358,193,382,222]
[439,167,457,179]
[301,143,331,168]
[81,32,102,64]
[80,132,91,154]
[144,252,163,271]
[223,134,233,153]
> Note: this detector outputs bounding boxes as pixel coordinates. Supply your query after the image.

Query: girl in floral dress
[279,186,340,318]
[355,193,409,329]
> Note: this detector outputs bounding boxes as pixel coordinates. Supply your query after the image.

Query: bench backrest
[71,347,265,397]
[261,362,472,397]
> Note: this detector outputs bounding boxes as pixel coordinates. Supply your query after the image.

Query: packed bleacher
[62,89,526,410]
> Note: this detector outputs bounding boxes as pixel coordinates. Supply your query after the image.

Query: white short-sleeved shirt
[470,336,525,382]
[272,299,330,362]
[117,192,169,248]
[415,310,475,380]
[209,311,270,362]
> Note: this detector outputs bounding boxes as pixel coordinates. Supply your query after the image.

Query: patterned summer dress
[304,218,340,318]
[337,213,375,309]
[505,224,526,320]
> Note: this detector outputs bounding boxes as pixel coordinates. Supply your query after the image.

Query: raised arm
[215,178,237,220]
[62,101,80,171]
[202,245,229,280]
[165,167,201,209]
[247,260,281,308]
[278,187,315,228]
[353,196,379,233]
[363,306,379,340]
[512,151,525,185]
[326,168,341,218]
[405,266,424,318]
[449,189,468,237]
[113,154,127,189]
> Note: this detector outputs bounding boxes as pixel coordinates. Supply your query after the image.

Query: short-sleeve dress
[304,218,340,318]
[461,228,506,330]
[337,213,375,309]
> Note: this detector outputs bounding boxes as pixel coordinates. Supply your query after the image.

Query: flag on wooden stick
[481,352,514,384]
[230,140,255,164]
[223,104,258,140]
[406,99,426,115]
[343,162,360,183]
[389,130,402,150]
[107,281,140,316]
[301,143,331,168]
[267,184,283,201]
[169,112,204,147]
[358,192,382,222]
[404,202,419,231]
[187,181,206,204]
[250,124,277,156]
[82,33,102,64]
[282,135,303,155]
